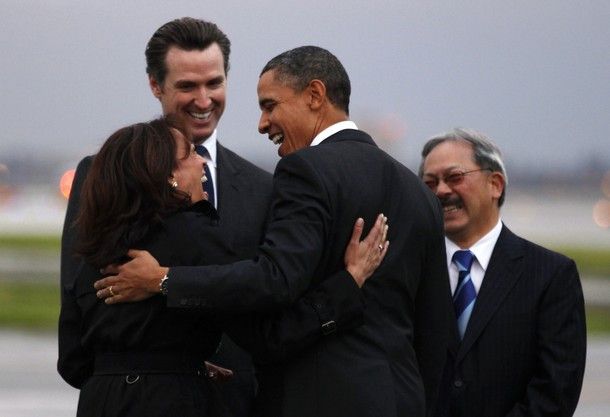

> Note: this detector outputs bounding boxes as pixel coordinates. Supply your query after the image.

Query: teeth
[270,133,283,145]
[443,202,462,213]
[189,111,211,120]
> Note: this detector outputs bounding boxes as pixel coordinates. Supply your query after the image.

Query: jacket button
[453,379,463,388]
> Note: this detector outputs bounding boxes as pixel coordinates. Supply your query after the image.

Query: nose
[194,87,212,108]
[435,179,452,197]
[258,112,269,134]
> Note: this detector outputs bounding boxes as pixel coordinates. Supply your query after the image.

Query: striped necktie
[195,145,215,207]
[452,250,477,339]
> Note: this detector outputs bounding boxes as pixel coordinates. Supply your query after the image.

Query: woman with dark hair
[58,117,387,416]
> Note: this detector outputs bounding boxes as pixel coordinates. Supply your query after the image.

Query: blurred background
[0,1,608,416]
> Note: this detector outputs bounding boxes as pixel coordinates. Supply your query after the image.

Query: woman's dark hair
[75,117,191,267]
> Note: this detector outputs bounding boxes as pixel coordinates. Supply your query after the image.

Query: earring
[170,179,178,188]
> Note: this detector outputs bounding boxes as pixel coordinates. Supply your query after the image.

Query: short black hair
[261,46,351,114]
[145,17,231,85]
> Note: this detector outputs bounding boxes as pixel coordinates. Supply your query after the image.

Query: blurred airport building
[0,154,609,247]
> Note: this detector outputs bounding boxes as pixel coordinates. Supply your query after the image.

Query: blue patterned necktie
[195,145,215,207]
[452,250,477,339]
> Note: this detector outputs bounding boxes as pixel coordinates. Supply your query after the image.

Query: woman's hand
[344,213,389,287]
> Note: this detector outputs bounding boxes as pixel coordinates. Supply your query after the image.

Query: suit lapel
[456,226,525,362]
[215,143,241,217]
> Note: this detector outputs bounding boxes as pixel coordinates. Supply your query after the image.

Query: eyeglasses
[423,168,492,190]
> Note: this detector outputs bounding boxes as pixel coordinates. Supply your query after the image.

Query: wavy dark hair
[75,117,192,268]
[146,17,231,85]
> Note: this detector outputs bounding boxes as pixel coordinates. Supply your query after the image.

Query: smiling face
[149,44,226,144]
[422,140,504,247]
[171,128,207,203]
[257,69,319,157]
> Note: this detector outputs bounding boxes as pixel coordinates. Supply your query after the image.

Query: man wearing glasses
[419,128,586,417]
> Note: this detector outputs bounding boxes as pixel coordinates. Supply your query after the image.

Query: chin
[191,129,213,142]
[444,220,467,237]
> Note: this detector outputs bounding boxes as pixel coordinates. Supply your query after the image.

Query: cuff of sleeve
[309,270,365,335]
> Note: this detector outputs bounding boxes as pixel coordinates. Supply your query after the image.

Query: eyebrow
[207,75,225,85]
[174,79,196,88]
[423,165,461,177]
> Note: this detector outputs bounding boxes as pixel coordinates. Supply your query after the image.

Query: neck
[449,213,500,249]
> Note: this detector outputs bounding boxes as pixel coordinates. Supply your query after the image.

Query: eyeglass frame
[423,168,493,191]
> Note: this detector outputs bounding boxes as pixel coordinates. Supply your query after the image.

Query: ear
[149,75,163,99]
[307,79,326,110]
[489,171,505,201]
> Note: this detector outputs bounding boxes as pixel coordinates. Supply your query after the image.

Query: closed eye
[259,99,276,112]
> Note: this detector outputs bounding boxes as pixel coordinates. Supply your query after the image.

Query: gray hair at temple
[419,128,508,206]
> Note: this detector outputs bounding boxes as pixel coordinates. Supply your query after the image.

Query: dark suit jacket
[167,129,452,417]
[207,144,274,417]
[437,225,586,417]
[58,203,232,416]
[59,143,274,417]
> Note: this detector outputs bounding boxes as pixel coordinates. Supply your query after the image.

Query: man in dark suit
[95,45,452,417]
[60,18,271,417]
[419,128,587,417]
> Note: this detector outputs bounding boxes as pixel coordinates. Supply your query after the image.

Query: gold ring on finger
[109,286,116,297]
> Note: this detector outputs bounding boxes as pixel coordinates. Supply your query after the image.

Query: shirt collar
[196,129,218,168]
[445,218,503,272]
[310,121,358,147]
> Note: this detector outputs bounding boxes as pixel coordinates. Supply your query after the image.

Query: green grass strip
[0,235,61,251]
[550,246,610,277]
[0,281,59,330]
[0,281,608,335]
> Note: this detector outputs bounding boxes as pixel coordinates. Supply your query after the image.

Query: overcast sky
[1,0,609,174]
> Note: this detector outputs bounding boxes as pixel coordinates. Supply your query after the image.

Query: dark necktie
[452,250,477,339]
[195,145,215,207]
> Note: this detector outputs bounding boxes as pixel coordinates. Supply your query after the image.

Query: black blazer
[58,203,232,415]
[167,129,452,417]
[437,225,587,417]
[58,143,273,417]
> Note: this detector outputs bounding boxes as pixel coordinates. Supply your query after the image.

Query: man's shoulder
[501,226,575,267]
[218,143,272,180]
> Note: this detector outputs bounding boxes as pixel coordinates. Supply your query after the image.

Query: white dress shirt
[310,120,358,147]
[445,219,503,295]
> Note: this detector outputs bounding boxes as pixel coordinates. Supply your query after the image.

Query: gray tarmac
[0,330,608,417]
